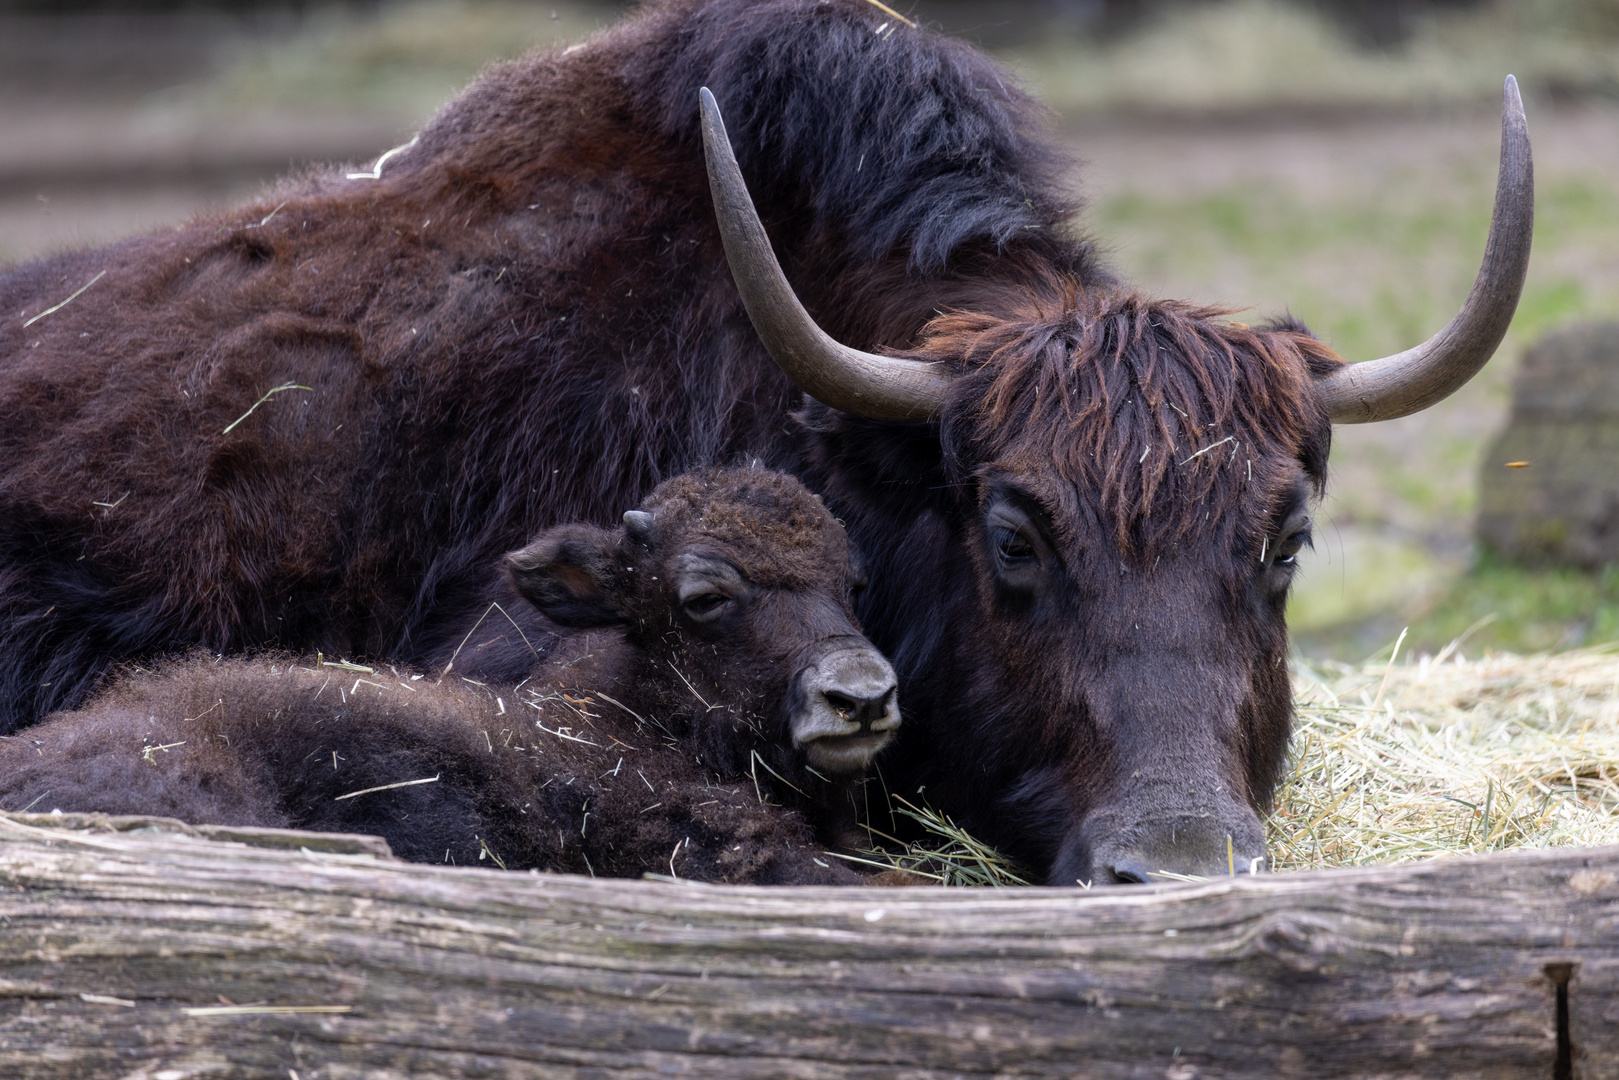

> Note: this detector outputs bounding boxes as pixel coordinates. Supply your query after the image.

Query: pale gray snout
[790,643,900,775]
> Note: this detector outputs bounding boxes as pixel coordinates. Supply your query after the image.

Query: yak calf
[0,468,898,883]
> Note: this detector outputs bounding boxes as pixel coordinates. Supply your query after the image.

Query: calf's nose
[821,683,895,732]
[790,643,900,775]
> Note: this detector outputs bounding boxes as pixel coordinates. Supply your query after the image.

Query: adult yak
[0,0,1530,885]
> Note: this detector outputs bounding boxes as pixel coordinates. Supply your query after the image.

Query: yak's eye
[1271,529,1311,568]
[995,528,1036,563]
[984,496,1052,598]
[683,592,730,617]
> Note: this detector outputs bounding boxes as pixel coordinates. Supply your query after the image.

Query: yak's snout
[789,638,899,775]
[1055,803,1269,887]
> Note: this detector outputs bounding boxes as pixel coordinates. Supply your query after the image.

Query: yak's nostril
[821,686,894,731]
[1108,860,1153,885]
[823,690,857,717]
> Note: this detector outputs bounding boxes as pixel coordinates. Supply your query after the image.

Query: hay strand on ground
[841,795,1033,887]
[854,643,1619,884]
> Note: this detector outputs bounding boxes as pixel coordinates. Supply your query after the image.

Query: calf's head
[504,467,898,785]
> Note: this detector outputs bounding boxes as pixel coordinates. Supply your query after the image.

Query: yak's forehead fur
[642,466,848,590]
[910,285,1344,559]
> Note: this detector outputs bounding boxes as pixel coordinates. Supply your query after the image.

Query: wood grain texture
[0,812,1615,1079]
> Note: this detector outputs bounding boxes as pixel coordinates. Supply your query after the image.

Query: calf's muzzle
[788,636,900,775]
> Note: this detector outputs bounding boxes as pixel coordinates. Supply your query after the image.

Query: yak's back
[0,0,1096,734]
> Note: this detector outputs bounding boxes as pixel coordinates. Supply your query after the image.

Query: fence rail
[0,812,1614,1078]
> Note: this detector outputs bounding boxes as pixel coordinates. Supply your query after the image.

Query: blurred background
[2,0,1617,660]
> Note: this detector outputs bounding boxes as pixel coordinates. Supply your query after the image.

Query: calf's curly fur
[0,469,892,884]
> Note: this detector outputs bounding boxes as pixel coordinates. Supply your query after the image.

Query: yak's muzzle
[1054,802,1269,888]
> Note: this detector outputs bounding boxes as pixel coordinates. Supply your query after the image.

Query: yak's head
[505,466,898,787]
[876,294,1338,885]
[698,81,1533,884]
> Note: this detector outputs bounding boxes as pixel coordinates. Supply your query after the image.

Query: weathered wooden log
[1,811,1615,1079]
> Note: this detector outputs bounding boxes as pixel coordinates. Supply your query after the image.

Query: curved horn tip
[1502,75,1528,135]
[697,78,952,421]
[1314,74,1533,424]
[699,86,724,137]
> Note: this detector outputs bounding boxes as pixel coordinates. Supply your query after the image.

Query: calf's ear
[505,524,627,628]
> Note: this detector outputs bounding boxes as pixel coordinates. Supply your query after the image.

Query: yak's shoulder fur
[404,0,1084,274]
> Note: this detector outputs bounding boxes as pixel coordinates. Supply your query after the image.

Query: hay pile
[862,644,1619,885]
[1273,644,1619,871]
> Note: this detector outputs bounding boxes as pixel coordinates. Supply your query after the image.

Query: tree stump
[1478,321,1619,568]
[1,812,1617,1078]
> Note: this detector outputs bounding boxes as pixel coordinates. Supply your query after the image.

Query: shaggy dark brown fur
[922,289,1340,556]
[0,0,1348,885]
[0,0,1080,731]
[0,468,891,884]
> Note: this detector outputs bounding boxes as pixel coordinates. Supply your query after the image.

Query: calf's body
[0,469,896,883]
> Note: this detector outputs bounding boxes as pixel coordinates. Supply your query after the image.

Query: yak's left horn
[1314,76,1534,423]
[699,87,953,422]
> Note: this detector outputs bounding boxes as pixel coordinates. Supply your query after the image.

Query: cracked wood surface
[0,812,1614,1079]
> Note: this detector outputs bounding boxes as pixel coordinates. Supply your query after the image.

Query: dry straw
[1273,643,1619,871]
[855,641,1619,884]
[836,794,1033,887]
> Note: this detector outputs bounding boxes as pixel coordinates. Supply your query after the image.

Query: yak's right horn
[1313,76,1534,423]
[699,87,953,422]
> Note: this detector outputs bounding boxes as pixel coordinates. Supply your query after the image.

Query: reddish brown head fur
[798,283,1342,883]
[921,287,1340,557]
